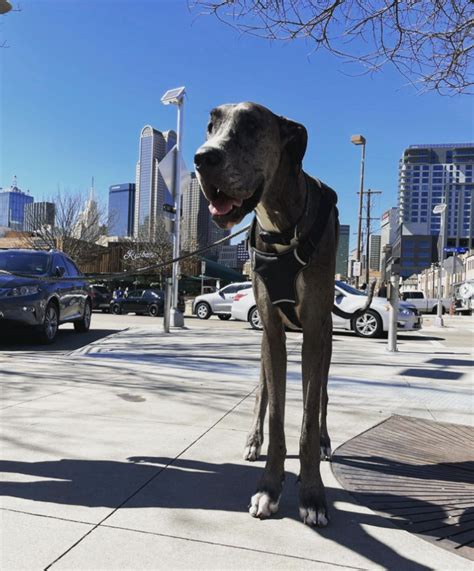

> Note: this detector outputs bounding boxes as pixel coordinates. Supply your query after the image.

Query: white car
[193,281,252,320]
[231,280,422,338]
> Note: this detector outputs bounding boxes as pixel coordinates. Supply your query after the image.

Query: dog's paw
[320,444,332,461]
[299,506,329,527]
[243,444,262,461]
[249,492,280,519]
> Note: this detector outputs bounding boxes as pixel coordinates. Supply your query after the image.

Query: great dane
[194,102,371,527]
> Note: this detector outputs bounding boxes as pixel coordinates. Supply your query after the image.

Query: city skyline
[2,1,472,254]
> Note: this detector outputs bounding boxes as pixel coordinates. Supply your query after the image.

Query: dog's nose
[194,148,223,170]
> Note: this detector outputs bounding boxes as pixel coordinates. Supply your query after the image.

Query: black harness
[249,176,338,329]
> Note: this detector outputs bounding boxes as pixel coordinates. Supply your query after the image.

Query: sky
[1,0,472,250]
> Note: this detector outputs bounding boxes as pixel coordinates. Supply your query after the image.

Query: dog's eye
[207,122,213,134]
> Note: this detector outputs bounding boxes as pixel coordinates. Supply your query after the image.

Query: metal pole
[435,206,447,327]
[365,188,371,286]
[163,277,172,333]
[388,274,399,352]
[170,102,184,327]
[355,142,366,289]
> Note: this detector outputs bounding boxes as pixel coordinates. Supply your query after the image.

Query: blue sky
[1,0,472,249]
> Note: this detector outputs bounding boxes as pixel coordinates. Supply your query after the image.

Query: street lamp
[161,86,186,328]
[433,203,447,327]
[351,134,366,288]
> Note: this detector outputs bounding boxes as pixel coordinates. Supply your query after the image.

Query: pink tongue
[209,194,243,216]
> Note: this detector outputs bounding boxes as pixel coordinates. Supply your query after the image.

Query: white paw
[320,445,332,461]
[243,444,262,461]
[299,507,329,527]
[249,492,280,518]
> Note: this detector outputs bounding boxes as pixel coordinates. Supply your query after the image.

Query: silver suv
[193,281,252,320]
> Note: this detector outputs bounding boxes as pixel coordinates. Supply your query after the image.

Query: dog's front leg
[299,323,329,527]
[249,325,287,519]
[244,362,268,461]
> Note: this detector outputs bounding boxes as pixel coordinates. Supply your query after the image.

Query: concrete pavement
[1,314,472,569]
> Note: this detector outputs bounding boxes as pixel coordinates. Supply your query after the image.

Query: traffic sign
[444,247,468,253]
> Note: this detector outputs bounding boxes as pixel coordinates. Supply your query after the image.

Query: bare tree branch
[190,0,473,94]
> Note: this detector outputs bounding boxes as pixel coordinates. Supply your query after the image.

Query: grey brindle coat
[194,102,337,526]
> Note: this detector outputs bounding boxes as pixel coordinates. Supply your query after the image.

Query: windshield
[336,280,366,296]
[0,251,50,276]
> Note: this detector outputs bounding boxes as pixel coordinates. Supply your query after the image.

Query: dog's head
[194,102,307,229]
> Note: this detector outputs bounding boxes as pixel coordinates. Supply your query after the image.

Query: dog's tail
[332,281,376,320]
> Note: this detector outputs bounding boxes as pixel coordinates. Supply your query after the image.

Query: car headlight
[399,308,414,316]
[6,285,40,297]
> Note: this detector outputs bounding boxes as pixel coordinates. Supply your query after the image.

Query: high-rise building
[134,125,176,240]
[397,143,474,277]
[24,202,55,232]
[108,183,135,237]
[368,234,381,271]
[236,239,250,264]
[181,172,211,251]
[218,244,239,270]
[0,177,34,231]
[379,207,398,270]
[181,172,229,259]
[336,224,350,276]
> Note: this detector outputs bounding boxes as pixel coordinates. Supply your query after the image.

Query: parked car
[400,290,450,314]
[231,281,422,338]
[89,284,112,312]
[453,281,473,315]
[192,281,252,320]
[110,288,185,316]
[0,249,92,344]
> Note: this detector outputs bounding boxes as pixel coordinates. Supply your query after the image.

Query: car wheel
[37,302,59,344]
[352,309,383,338]
[74,300,92,333]
[218,314,231,320]
[196,302,211,319]
[249,307,263,330]
[112,303,122,315]
[149,304,159,317]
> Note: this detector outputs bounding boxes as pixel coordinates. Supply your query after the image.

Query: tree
[22,190,110,266]
[192,0,473,94]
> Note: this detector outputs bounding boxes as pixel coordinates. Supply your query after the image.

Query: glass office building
[134,125,176,240]
[24,202,55,232]
[108,183,135,237]
[396,143,474,277]
[335,224,350,277]
[0,185,34,231]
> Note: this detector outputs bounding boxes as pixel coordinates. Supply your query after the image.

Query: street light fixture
[351,134,366,289]
[161,86,186,328]
[433,203,447,327]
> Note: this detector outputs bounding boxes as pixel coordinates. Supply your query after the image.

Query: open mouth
[206,182,264,225]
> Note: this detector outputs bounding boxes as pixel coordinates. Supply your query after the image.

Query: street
[1,313,473,569]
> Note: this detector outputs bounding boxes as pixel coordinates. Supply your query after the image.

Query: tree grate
[332,415,474,561]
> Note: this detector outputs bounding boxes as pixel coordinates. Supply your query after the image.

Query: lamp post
[351,134,366,288]
[433,203,447,327]
[161,86,186,328]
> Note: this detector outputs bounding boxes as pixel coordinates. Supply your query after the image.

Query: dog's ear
[278,116,308,172]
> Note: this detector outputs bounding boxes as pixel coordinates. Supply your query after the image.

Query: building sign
[123,249,158,261]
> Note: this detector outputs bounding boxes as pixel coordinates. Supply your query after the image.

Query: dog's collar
[258,176,311,246]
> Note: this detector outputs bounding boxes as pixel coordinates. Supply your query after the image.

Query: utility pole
[351,135,366,289]
[365,189,382,286]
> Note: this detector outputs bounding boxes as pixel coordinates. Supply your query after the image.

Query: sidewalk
[1,317,472,569]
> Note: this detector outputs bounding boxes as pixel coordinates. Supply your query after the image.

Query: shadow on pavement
[0,329,119,353]
[0,455,439,570]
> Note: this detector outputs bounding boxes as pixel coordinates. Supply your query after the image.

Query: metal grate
[332,415,474,561]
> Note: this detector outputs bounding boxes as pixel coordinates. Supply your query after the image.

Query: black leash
[0,224,251,282]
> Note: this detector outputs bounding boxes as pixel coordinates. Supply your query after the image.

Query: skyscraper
[24,202,55,232]
[0,177,34,231]
[108,183,135,237]
[181,172,229,259]
[335,224,350,276]
[369,234,381,271]
[134,125,176,240]
[397,143,474,277]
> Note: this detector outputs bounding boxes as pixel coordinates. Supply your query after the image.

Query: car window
[236,283,251,292]
[0,251,50,275]
[222,285,239,294]
[405,292,423,299]
[52,254,65,275]
[64,257,81,277]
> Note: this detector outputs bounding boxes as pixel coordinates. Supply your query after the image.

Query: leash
[0,224,251,282]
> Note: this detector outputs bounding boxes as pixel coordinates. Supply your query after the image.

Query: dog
[194,102,371,527]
